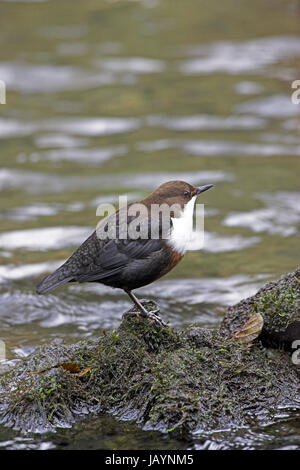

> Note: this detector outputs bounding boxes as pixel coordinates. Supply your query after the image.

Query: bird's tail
[36,267,73,294]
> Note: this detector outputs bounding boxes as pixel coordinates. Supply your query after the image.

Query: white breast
[167,196,197,254]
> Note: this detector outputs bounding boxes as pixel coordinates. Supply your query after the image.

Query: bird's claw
[122,306,166,327]
[144,310,167,327]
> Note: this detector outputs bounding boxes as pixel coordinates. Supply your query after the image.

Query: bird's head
[143,180,213,216]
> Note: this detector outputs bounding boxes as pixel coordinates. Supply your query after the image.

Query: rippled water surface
[0,0,299,450]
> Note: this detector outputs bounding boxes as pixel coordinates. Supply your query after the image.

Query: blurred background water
[0,0,299,450]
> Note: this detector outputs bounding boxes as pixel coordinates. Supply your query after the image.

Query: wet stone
[221,266,300,349]
[0,268,299,435]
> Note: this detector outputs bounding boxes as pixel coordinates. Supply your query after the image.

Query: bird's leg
[126,291,152,316]
[123,290,166,327]
[139,298,160,310]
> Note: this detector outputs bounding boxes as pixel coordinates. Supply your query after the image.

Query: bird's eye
[184,190,190,197]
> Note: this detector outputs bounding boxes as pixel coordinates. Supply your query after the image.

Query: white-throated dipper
[36,181,213,325]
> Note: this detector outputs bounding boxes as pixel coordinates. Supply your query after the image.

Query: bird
[36,180,213,326]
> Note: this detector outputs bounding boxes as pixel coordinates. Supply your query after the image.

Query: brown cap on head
[142,180,213,209]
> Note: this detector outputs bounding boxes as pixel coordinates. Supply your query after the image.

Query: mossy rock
[220,267,300,349]
[0,319,299,435]
[0,269,299,435]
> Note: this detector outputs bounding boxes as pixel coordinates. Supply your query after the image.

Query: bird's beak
[196,184,214,195]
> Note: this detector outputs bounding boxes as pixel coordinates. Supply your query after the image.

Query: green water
[0,0,299,450]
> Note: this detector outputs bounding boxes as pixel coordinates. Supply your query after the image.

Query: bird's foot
[143,310,167,327]
[122,303,166,327]
[139,299,160,312]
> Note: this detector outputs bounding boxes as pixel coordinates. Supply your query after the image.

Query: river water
[0,0,299,450]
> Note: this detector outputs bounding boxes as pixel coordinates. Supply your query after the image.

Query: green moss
[0,273,299,435]
[255,285,300,333]
[221,267,300,345]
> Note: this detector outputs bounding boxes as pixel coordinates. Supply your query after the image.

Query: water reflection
[146,114,266,130]
[224,192,300,236]
[0,62,116,93]
[97,57,165,73]
[180,36,300,75]
[137,137,300,156]
[0,272,269,337]
[27,145,128,164]
[0,168,233,193]
[0,261,63,283]
[235,94,300,117]
[0,0,299,450]
[234,81,264,95]
[0,226,92,250]
[34,133,89,148]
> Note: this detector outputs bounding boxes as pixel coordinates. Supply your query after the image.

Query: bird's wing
[74,235,163,283]
[59,206,165,283]
[36,204,168,293]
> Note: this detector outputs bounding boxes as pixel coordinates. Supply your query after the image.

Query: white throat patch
[167,196,197,254]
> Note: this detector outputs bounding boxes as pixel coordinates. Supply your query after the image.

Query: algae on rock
[221,267,300,349]
[0,268,299,435]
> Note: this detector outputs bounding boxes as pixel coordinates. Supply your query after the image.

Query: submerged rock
[0,268,299,435]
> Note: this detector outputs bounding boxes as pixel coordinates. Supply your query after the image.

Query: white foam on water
[202,232,260,253]
[27,145,128,164]
[224,191,300,236]
[235,94,300,118]
[180,36,300,75]
[34,133,89,149]
[44,116,140,136]
[137,274,269,307]
[0,114,140,140]
[120,170,235,188]
[0,168,72,193]
[0,226,92,251]
[234,81,264,95]
[0,202,85,222]
[0,204,59,221]
[146,114,266,130]
[0,118,37,138]
[0,62,118,93]
[137,138,300,157]
[0,261,63,283]
[97,57,165,74]
[0,168,235,194]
